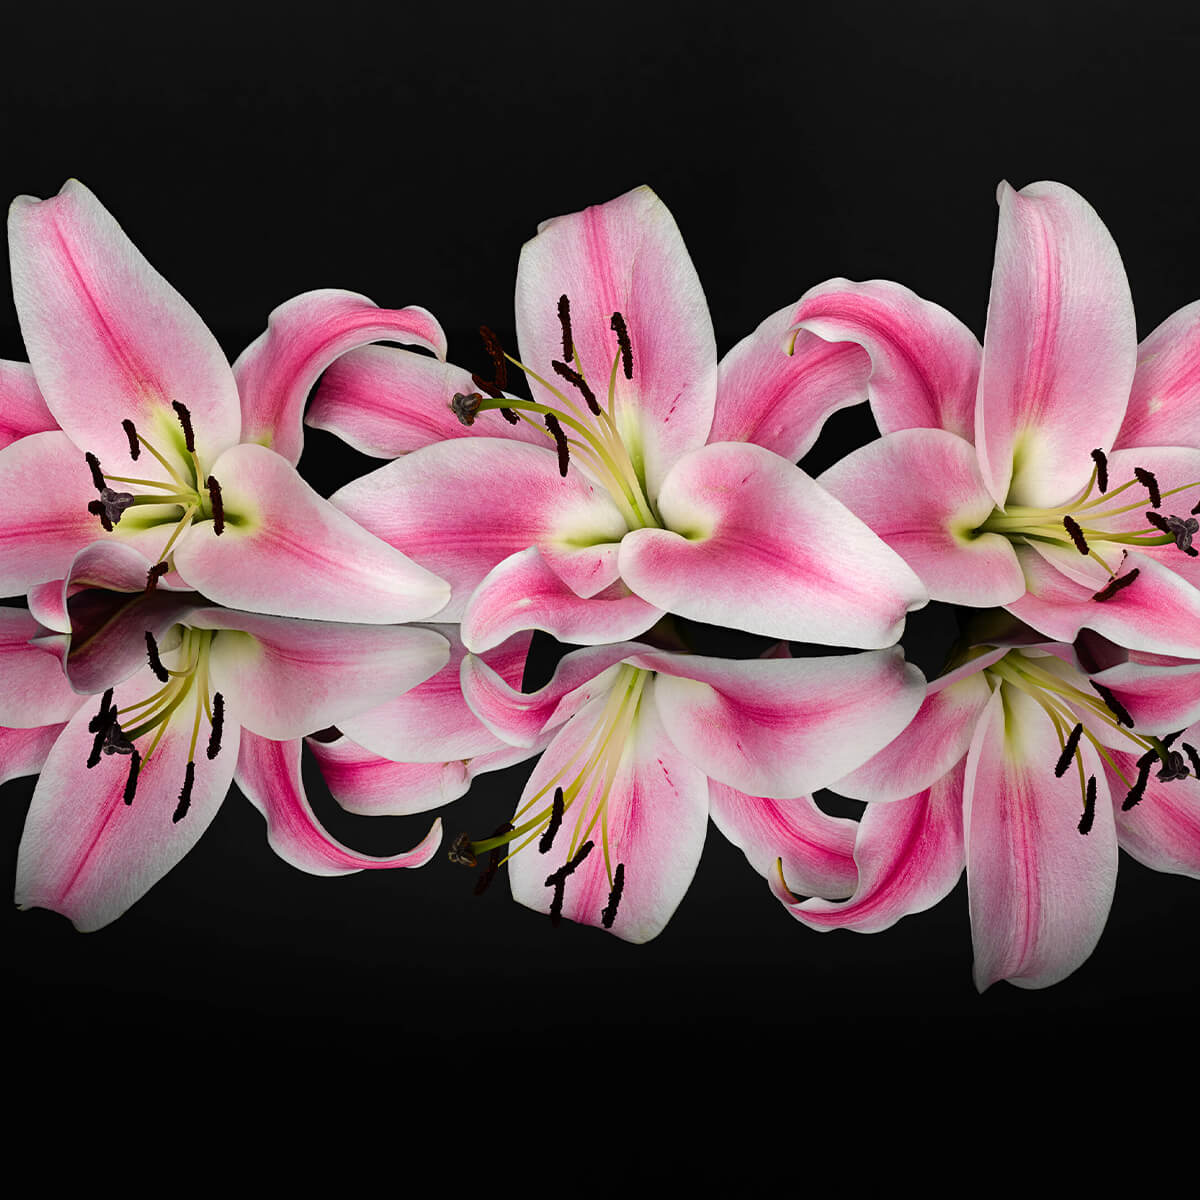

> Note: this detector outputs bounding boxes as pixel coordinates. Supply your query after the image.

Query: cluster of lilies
[2,178,1198,990]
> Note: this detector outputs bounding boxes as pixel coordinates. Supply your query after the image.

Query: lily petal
[1088,659,1200,733]
[0,722,68,786]
[235,732,441,874]
[172,442,450,623]
[8,180,242,468]
[976,181,1136,509]
[233,289,447,466]
[818,428,1025,606]
[1107,736,1200,878]
[619,441,928,647]
[515,185,717,499]
[791,277,981,439]
[0,361,56,451]
[1116,300,1200,450]
[634,646,926,799]
[963,686,1117,991]
[708,301,872,460]
[0,608,86,726]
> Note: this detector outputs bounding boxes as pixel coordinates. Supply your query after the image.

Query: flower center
[974,448,1200,597]
[84,624,225,820]
[448,295,661,531]
[82,402,226,588]
[450,662,651,927]
[982,647,1191,832]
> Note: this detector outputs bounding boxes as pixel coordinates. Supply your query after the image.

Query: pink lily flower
[793,181,1200,656]
[455,638,925,941]
[0,179,450,622]
[771,625,1198,990]
[5,542,451,931]
[308,185,927,653]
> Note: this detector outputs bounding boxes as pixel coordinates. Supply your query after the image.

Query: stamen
[122,419,141,460]
[479,326,508,390]
[538,787,565,854]
[448,832,477,868]
[1090,448,1108,493]
[1156,749,1190,782]
[470,371,506,401]
[86,689,117,768]
[206,477,224,536]
[544,839,595,927]
[85,451,106,490]
[1062,514,1089,555]
[145,631,169,683]
[123,746,141,805]
[557,294,573,362]
[1122,750,1154,810]
[206,692,224,760]
[1089,681,1134,728]
[1077,775,1096,835]
[172,761,195,822]
[473,822,513,896]
[552,360,601,416]
[499,406,520,425]
[450,392,483,426]
[171,401,196,454]
[1134,467,1161,508]
[544,413,570,476]
[1054,723,1084,777]
[610,312,633,380]
[1092,568,1139,602]
[145,562,169,592]
[1184,743,1200,778]
[600,862,625,929]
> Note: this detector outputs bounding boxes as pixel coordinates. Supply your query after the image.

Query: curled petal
[619,441,928,647]
[234,290,447,466]
[791,277,981,440]
[0,608,86,727]
[235,733,441,874]
[0,361,56,451]
[1116,300,1200,450]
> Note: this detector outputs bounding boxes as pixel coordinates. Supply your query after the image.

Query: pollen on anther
[470,372,506,401]
[1090,680,1134,728]
[1122,752,1153,811]
[206,692,225,760]
[122,419,141,460]
[1062,514,1089,555]
[173,761,195,822]
[1135,467,1161,508]
[86,689,116,768]
[1054,723,1084,777]
[1090,448,1108,493]
[499,407,520,425]
[479,326,508,390]
[123,746,142,805]
[473,822,512,896]
[610,312,633,379]
[539,787,565,854]
[145,562,169,592]
[1092,567,1139,602]
[558,294,573,362]
[1184,742,1200,779]
[145,630,169,683]
[85,451,105,491]
[552,360,601,415]
[544,413,570,476]
[1077,775,1096,835]
[206,476,224,536]
[172,401,196,453]
[601,862,625,929]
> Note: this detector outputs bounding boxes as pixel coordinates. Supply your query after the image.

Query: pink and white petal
[338,627,531,762]
[8,180,241,467]
[233,290,447,466]
[306,345,546,458]
[14,667,240,932]
[1088,659,1200,733]
[963,686,1117,991]
[1107,741,1200,878]
[0,722,69,786]
[330,437,628,621]
[0,608,84,726]
[832,666,994,802]
[537,539,625,599]
[27,580,69,633]
[461,547,662,654]
[791,277,981,440]
[818,429,1025,606]
[781,762,967,931]
[1116,300,1200,450]
[1008,545,1200,657]
[709,302,872,460]
[708,781,858,899]
[508,679,710,942]
[976,181,1136,509]
[460,641,647,747]
[234,732,441,874]
[172,442,450,623]
[515,185,717,498]
[194,608,448,741]
[0,361,56,450]
[636,646,926,800]
[619,441,928,647]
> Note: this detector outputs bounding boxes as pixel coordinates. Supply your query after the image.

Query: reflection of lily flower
[795,181,1200,655]
[457,639,924,941]
[774,630,1199,990]
[309,185,926,653]
[3,543,450,931]
[0,179,449,622]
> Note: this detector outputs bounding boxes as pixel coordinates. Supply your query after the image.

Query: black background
[3,0,1198,1093]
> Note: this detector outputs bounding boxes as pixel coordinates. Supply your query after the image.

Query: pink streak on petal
[1116,300,1200,450]
[1088,659,1200,733]
[782,762,966,931]
[0,361,56,451]
[710,302,872,460]
[708,781,857,899]
[8,180,241,467]
[636,646,926,800]
[963,686,1117,991]
[0,608,85,727]
[14,667,239,931]
[234,290,447,466]
[818,428,1025,606]
[0,722,69,786]
[619,441,928,647]
[515,185,717,499]
[235,732,441,874]
[173,442,450,623]
[976,181,1136,509]
[507,679,709,943]
[792,277,982,440]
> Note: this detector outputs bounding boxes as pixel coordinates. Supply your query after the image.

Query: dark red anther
[145,562,169,592]
[206,692,225,760]
[601,862,625,929]
[543,839,595,927]
[499,407,520,425]
[552,359,601,415]
[171,401,196,453]
[479,326,508,390]
[1077,775,1096,835]
[470,372,506,401]
[1092,568,1139,602]
[1184,742,1200,779]
[172,760,195,822]
[122,419,141,460]
[206,476,224,535]
[544,413,570,476]
[539,787,565,854]
[145,630,169,683]
[1090,680,1133,728]
[610,311,633,379]
[86,689,116,768]
[1054,723,1084,778]
[1062,514,1089,555]
[473,822,513,896]
[1134,467,1161,508]
[1122,752,1153,811]
[1090,448,1108,493]
[558,294,574,362]
[85,451,106,490]
[123,746,142,805]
